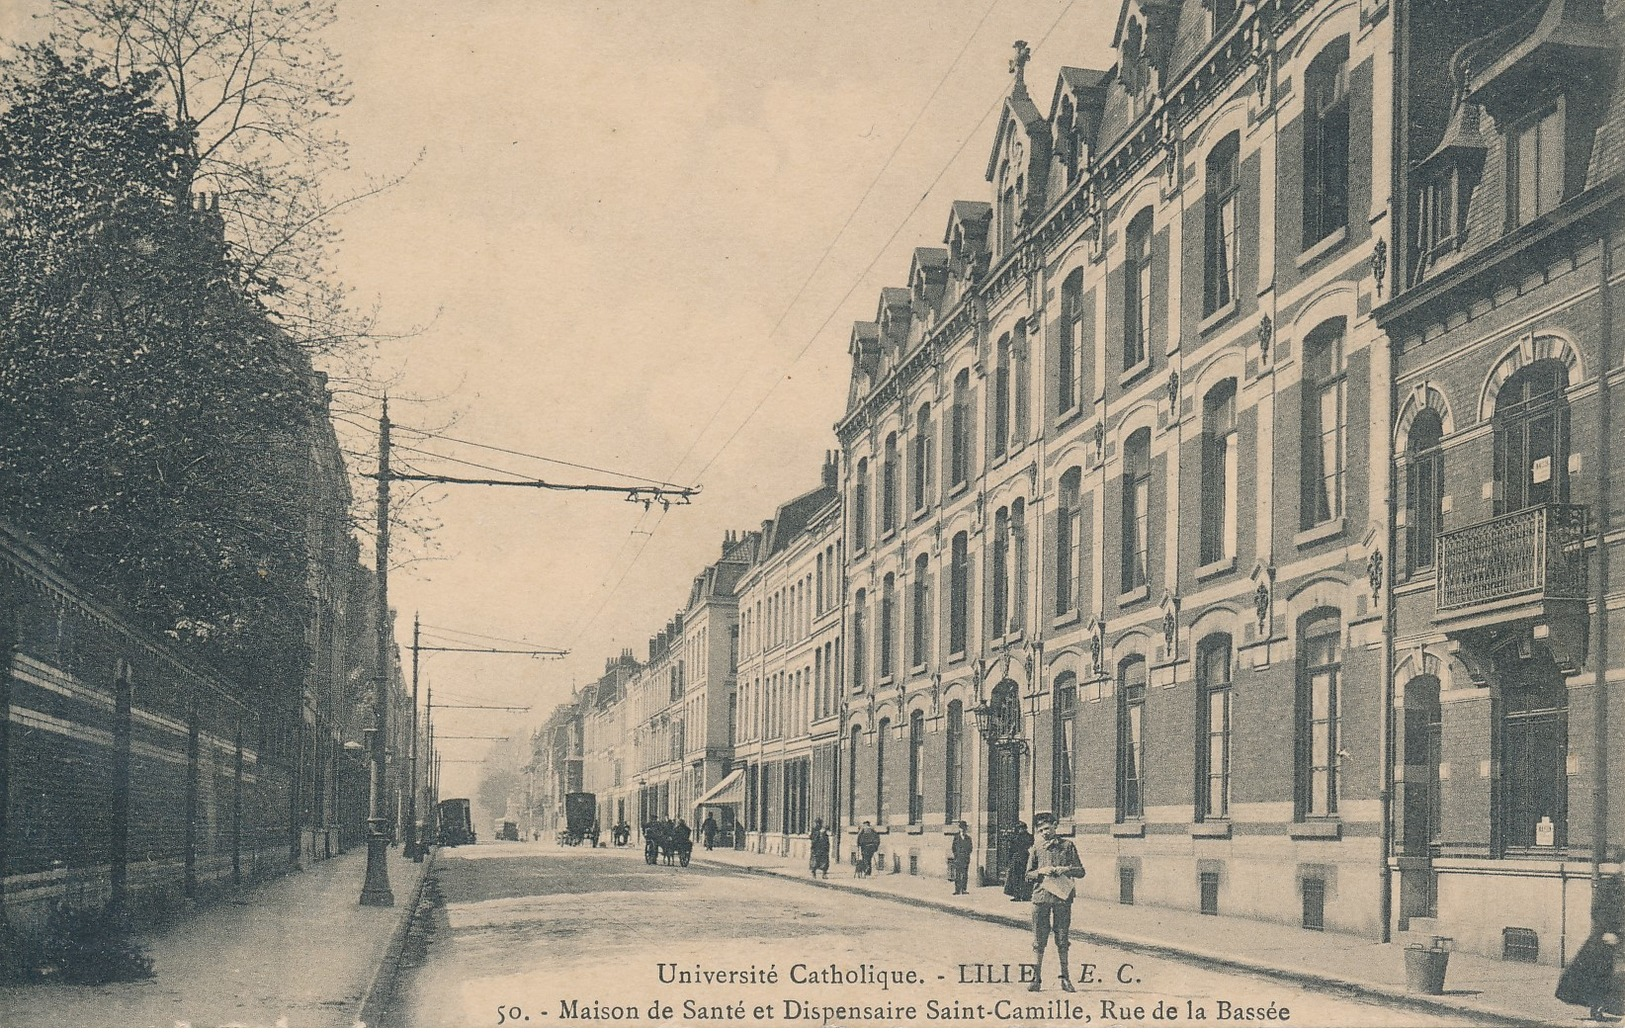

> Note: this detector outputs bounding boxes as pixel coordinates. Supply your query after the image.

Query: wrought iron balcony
[1436,503,1588,614]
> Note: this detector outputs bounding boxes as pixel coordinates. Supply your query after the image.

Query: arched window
[1059,270,1084,414]
[1201,379,1238,564]
[879,574,896,681]
[854,458,870,550]
[875,718,890,824]
[1297,610,1341,819]
[1056,468,1083,614]
[908,710,926,825]
[1053,673,1078,817]
[949,532,970,655]
[1494,359,1569,514]
[848,725,861,826]
[999,158,1017,253]
[994,333,1011,459]
[912,402,932,513]
[1303,38,1350,248]
[1117,656,1147,820]
[992,506,1010,637]
[1301,320,1346,527]
[951,369,972,487]
[1196,634,1232,820]
[1125,207,1154,367]
[882,432,899,534]
[946,701,964,822]
[851,588,867,688]
[1122,428,1152,592]
[911,553,930,668]
[1406,408,1444,576]
[1010,498,1028,634]
[1205,133,1240,315]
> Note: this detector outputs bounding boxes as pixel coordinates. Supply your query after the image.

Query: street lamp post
[360,400,395,907]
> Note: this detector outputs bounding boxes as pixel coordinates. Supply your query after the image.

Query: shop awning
[691,768,745,812]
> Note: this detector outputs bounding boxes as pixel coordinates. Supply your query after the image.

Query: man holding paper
[1025,811,1085,993]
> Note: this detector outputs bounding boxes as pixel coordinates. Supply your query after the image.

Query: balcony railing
[1436,503,1588,613]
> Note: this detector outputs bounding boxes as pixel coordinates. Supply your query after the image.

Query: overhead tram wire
[568,0,1084,642]
[396,427,691,492]
[659,0,1007,484]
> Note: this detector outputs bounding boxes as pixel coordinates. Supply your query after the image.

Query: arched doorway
[985,680,1024,884]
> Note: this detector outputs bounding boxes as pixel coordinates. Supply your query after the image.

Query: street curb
[356,850,436,1028]
[699,859,1556,1029]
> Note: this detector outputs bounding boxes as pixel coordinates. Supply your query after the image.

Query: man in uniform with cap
[1026,811,1084,993]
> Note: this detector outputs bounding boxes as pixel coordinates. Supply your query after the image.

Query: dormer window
[1509,98,1565,228]
[1210,0,1238,32]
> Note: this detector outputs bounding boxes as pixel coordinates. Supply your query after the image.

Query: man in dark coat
[950,820,974,895]
[809,818,832,879]
[1558,874,1624,1020]
[1026,811,1085,993]
[701,813,718,850]
[1004,821,1034,901]
[856,821,880,877]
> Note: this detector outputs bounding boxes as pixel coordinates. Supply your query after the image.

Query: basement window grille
[1199,872,1220,916]
[1503,927,1539,963]
[1302,877,1326,931]
[1119,866,1136,905]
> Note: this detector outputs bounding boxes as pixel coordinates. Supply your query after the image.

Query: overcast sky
[3,1,1115,796]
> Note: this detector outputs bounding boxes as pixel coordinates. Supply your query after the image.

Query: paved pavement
[695,844,1579,1027]
[394,841,1490,1027]
[0,845,427,1027]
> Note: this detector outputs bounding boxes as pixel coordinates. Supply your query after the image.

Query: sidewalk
[0,845,429,1027]
[697,847,1576,1027]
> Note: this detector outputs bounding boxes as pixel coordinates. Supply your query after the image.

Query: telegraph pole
[361,399,395,906]
[405,613,422,861]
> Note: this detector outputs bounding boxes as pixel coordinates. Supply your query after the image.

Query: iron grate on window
[908,851,920,876]
[1199,872,1220,916]
[1503,927,1539,963]
[1120,867,1136,905]
[1302,877,1326,930]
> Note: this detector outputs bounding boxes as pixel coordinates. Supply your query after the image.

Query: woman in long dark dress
[1558,875,1625,1020]
[1003,822,1034,901]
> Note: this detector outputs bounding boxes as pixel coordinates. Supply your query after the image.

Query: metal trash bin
[1404,939,1451,995]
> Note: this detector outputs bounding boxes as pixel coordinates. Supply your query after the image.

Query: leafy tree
[0,48,319,691]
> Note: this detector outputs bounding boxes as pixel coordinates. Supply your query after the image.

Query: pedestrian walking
[1558,874,1625,1020]
[1026,811,1084,994]
[701,813,718,851]
[809,818,831,879]
[950,820,974,895]
[1003,821,1034,902]
[856,820,880,877]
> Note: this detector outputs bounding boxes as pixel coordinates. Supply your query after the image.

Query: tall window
[879,574,896,681]
[951,369,972,487]
[1510,102,1565,227]
[1406,409,1444,577]
[994,334,1011,459]
[854,458,870,550]
[815,555,825,615]
[1301,320,1346,528]
[1303,39,1350,248]
[911,553,930,668]
[912,403,932,513]
[1125,208,1153,368]
[1196,635,1232,820]
[949,531,969,655]
[1056,468,1082,615]
[1010,498,1027,634]
[1205,134,1240,314]
[882,433,899,535]
[992,506,1010,637]
[945,701,964,822]
[851,589,867,687]
[1200,380,1238,564]
[1494,359,1570,514]
[1059,270,1084,414]
[875,718,890,823]
[1501,680,1568,849]
[848,725,861,825]
[1297,611,1341,819]
[908,710,925,825]
[1122,428,1151,592]
[1117,657,1147,821]
[1053,674,1078,817]
[999,160,1017,252]
[1013,322,1030,444]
